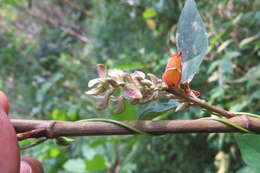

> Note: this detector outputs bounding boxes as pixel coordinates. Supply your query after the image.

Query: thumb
[0,108,20,173]
[20,156,44,173]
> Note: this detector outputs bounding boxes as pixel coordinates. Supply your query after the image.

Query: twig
[62,0,91,15]
[17,128,46,141]
[167,87,236,118]
[10,116,260,139]
[15,5,92,44]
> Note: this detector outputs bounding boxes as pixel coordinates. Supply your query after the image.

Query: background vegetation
[0,0,259,172]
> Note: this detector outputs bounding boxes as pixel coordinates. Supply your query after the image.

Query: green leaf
[36,73,64,103]
[233,64,260,83]
[50,109,68,121]
[251,90,260,99]
[49,148,60,158]
[239,35,259,48]
[112,100,137,121]
[55,137,75,146]
[230,98,250,112]
[223,51,241,60]
[138,100,178,120]
[176,0,208,83]
[142,8,157,19]
[209,87,224,101]
[3,0,19,5]
[63,158,86,172]
[207,60,220,74]
[235,134,260,169]
[236,166,259,173]
[120,163,137,173]
[86,154,107,171]
[221,59,233,74]
[82,145,98,160]
[115,62,147,70]
[217,40,232,53]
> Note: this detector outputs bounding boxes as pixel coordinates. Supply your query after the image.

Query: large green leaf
[138,100,178,120]
[176,0,208,83]
[235,134,260,169]
[86,154,107,171]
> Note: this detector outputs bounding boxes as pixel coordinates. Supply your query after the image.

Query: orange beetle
[162,51,183,87]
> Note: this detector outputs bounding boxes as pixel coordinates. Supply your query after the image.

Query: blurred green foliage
[235,134,260,172]
[0,0,259,172]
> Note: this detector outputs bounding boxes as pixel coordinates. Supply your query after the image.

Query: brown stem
[15,5,92,44]
[17,128,46,141]
[167,87,236,118]
[11,116,260,139]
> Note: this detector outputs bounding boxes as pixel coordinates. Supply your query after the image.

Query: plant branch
[167,87,236,118]
[15,5,92,44]
[11,116,260,139]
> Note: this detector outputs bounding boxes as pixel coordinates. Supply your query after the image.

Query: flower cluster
[86,64,201,113]
[86,64,167,113]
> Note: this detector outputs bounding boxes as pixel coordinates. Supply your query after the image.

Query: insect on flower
[162,51,183,87]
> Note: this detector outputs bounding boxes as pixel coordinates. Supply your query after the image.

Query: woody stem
[167,87,236,118]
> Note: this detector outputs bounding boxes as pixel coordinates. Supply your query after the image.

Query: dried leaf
[108,69,125,84]
[96,64,107,78]
[122,84,142,100]
[147,73,161,85]
[114,96,124,114]
[96,90,114,110]
[132,71,146,80]
[85,85,106,95]
[88,78,106,88]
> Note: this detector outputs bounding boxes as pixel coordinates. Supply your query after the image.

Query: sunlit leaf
[50,109,67,121]
[49,149,61,158]
[3,0,19,5]
[239,35,259,48]
[115,62,147,70]
[142,8,157,19]
[176,0,208,83]
[217,40,232,53]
